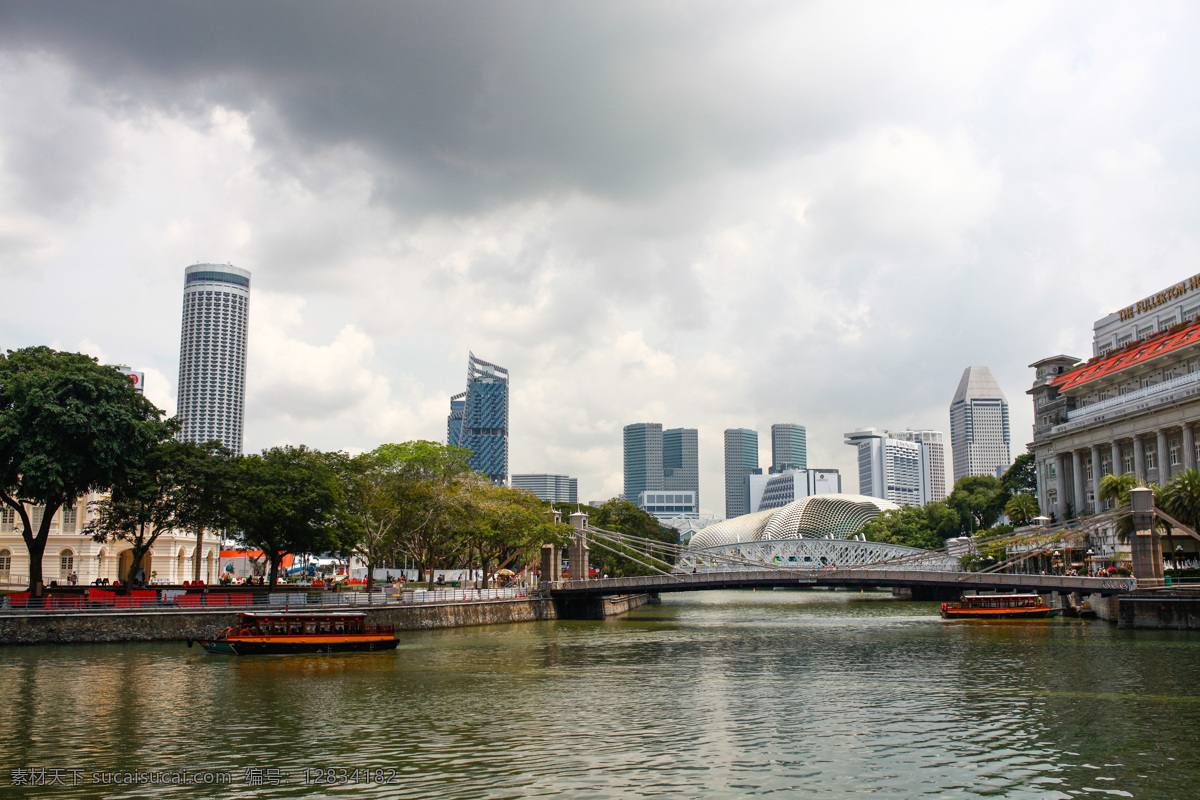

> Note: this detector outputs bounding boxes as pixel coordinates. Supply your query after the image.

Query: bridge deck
[547,569,1135,597]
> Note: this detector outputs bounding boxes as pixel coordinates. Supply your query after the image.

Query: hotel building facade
[1029,272,1200,522]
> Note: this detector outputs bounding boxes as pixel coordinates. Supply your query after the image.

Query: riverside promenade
[0,588,656,645]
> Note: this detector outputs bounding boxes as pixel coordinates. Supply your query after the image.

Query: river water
[3,590,1199,799]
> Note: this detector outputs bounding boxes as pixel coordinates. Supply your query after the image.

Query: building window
[61,504,76,530]
[1123,449,1134,474]
[0,506,12,526]
[59,550,73,581]
[1085,458,1093,481]
[1146,444,1157,470]
[0,548,9,579]
[30,506,43,531]
[1171,438,1182,466]
[1101,453,1113,476]
[1048,463,1057,480]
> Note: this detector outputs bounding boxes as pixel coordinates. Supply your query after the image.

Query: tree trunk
[20,503,58,596]
[365,556,375,591]
[124,545,148,588]
[269,552,281,587]
[23,526,47,596]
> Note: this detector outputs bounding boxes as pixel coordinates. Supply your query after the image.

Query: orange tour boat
[189,612,398,655]
[940,593,1058,620]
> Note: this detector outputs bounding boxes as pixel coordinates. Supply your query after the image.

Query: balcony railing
[1061,369,1200,427]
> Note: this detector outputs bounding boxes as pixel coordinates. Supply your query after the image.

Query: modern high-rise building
[447,352,509,484]
[771,423,807,472]
[623,423,699,517]
[623,423,664,503]
[844,427,945,507]
[949,366,1011,483]
[724,428,759,518]
[176,263,250,454]
[512,474,578,504]
[747,468,842,512]
[891,429,947,500]
[663,427,699,508]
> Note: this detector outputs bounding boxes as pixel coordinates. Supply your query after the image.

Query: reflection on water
[2,590,1198,798]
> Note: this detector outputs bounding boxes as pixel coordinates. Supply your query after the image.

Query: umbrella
[495,569,516,577]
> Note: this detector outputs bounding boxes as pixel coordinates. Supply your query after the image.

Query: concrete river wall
[0,594,658,646]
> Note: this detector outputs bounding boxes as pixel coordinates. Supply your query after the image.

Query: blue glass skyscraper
[447,353,509,484]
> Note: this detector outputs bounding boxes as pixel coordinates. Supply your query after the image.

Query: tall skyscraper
[724,428,759,518]
[448,352,509,484]
[177,263,250,454]
[771,423,807,472]
[623,423,664,503]
[845,428,943,507]
[663,427,699,508]
[950,366,1011,484]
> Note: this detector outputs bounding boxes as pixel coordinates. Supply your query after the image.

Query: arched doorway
[206,551,215,584]
[177,548,186,583]
[117,549,152,585]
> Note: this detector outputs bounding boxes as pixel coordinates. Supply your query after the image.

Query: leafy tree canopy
[0,347,171,590]
[226,445,346,585]
[858,501,962,550]
[946,475,1007,532]
[1000,452,1037,496]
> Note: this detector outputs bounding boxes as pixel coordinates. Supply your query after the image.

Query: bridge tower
[1129,487,1165,587]
[568,511,590,581]
[540,509,564,582]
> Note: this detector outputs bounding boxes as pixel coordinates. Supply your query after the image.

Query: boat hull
[940,608,1058,620]
[194,636,398,655]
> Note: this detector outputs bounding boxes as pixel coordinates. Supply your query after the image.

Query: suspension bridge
[539,510,1151,617]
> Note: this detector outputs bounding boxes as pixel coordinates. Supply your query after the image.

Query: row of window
[0,548,75,579]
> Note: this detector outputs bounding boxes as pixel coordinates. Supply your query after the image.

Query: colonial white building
[1029,273,1200,562]
[0,493,221,588]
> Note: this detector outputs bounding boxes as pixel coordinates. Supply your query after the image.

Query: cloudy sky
[1,2,1198,511]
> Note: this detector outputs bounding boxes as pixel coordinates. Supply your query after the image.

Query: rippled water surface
[3,590,1200,798]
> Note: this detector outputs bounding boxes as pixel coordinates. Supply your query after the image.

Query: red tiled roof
[1052,317,1200,392]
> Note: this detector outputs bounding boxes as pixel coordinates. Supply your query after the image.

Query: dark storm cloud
[0,1,858,213]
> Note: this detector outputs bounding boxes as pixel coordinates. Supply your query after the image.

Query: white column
[1134,435,1146,483]
[1056,453,1070,518]
[1185,425,1197,472]
[1157,430,1169,482]
[1112,441,1124,476]
[1071,450,1085,519]
[1090,444,1103,512]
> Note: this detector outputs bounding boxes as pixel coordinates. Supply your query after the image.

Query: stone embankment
[0,594,657,646]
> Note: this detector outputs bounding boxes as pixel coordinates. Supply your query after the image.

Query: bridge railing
[546,568,1136,595]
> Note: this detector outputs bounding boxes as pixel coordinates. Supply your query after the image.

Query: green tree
[1098,473,1140,540]
[226,445,346,586]
[0,347,170,592]
[1000,452,1037,497]
[1162,469,1200,530]
[87,440,233,586]
[1004,493,1040,527]
[946,475,1007,532]
[465,481,570,587]
[341,445,410,591]
[857,501,962,551]
[385,441,475,587]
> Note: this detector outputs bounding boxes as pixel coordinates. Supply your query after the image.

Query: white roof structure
[688,493,900,549]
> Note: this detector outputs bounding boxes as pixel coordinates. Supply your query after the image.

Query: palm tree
[1162,469,1200,565]
[1098,473,1140,541]
[1004,493,1040,526]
